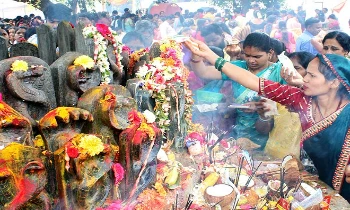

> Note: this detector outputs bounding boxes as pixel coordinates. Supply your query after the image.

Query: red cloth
[193,31,205,42]
[258,79,312,131]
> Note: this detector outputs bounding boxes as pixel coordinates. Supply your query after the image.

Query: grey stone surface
[0,37,9,61]
[37,24,57,65]
[0,56,56,126]
[57,21,75,57]
[9,42,39,57]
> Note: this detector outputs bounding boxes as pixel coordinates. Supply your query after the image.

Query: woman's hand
[183,38,218,65]
[346,164,350,183]
[281,66,304,87]
[255,98,273,118]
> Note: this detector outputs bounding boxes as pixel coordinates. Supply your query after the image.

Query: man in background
[296,18,322,55]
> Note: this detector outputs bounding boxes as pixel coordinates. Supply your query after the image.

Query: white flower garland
[82,25,123,84]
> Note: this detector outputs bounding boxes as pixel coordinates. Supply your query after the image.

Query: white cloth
[159,21,176,39]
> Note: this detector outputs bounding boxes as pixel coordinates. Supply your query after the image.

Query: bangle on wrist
[259,115,272,122]
[214,57,227,72]
[190,58,201,63]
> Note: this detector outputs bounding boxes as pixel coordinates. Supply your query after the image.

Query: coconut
[204,184,236,208]
[236,138,261,151]
[284,167,300,186]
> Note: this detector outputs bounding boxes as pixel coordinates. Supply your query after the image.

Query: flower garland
[128,48,149,76]
[136,39,194,133]
[82,24,123,84]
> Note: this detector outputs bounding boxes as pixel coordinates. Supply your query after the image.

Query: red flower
[66,142,79,158]
[112,163,125,184]
[220,140,229,149]
[128,110,142,125]
[155,74,165,84]
[96,23,112,37]
[186,132,205,144]
[122,45,131,54]
[133,130,146,144]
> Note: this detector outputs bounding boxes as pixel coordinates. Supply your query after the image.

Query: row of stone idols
[0,52,186,209]
[0,87,161,209]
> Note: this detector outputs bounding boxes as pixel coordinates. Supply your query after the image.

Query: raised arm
[184,38,260,92]
[190,55,222,80]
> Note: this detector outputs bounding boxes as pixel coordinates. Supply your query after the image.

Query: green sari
[222,60,286,148]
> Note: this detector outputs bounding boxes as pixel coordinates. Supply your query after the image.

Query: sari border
[332,128,350,191]
[259,78,265,96]
[301,107,343,144]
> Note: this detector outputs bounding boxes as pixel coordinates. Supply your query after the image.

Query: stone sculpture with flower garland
[134,40,194,145]
[82,24,123,84]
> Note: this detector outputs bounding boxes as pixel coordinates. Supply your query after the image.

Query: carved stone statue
[118,110,162,201]
[0,56,56,127]
[77,85,137,145]
[0,100,32,147]
[53,134,119,209]
[39,107,94,198]
[126,78,155,112]
[50,52,101,107]
[0,143,50,209]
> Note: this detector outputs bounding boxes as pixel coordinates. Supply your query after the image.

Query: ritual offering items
[0,32,348,210]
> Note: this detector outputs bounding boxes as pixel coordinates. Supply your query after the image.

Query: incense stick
[280,168,285,198]
[174,192,178,210]
[242,161,262,192]
[235,156,245,186]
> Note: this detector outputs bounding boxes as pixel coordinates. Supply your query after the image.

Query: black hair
[264,15,277,35]
[322,31,350,53]
[112,10,118,15]
[243,32,272,53]
[328,14,337,20]
[288,52,314,69]
[24,27,36,40]
[271,38,286,56]
[200,23,223,37]
[44,3,72,22]
[166,15,175,20]
[122,31,144,44]
[317,58,348,99]
[78,12,98,22]
[15,26,27,33]
[196,19,208,30]
[183,18,195,27]
[304,17,320,28]
[135,20,155,32]
[217,23,231,35]
[197,9,204,13]
[209,46,224,58]
[287,10,296,16]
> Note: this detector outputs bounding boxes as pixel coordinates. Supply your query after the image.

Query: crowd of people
[0,1,350,203]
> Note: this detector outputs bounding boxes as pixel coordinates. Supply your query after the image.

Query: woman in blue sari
[186,38,350,201]
[191,33,286,148]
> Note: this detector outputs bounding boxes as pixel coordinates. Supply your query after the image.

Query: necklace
[313,96,343,120]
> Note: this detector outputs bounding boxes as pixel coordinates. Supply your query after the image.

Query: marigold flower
[74,55,95,69]
[11,60,29,72]
[78,135,104,156]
